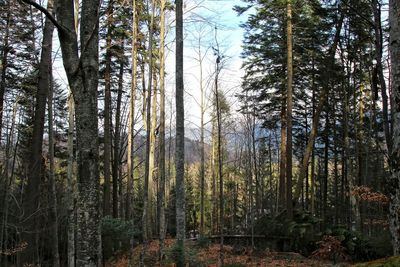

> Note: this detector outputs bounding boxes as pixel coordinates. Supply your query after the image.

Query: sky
[50,0,248,140]
[169,0,247,137]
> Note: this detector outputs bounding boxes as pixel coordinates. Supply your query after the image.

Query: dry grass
[106,239,341,266]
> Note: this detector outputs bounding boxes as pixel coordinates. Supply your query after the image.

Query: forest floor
[105,239,352,266]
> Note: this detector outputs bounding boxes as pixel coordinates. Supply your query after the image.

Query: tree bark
[373,0,391,154]
[215,52,224,266]
[175,0,186,264]
[286,0,293,220]
[67,92,75,267]
[22,0,55,262]
[389,0,400,255]
[126,0,138,221]
[48,72,60,267]
[104,0,113,218]
[56,0,102,263]
[141,0,155,262]
[158,0,166,259]
[0,0,10,141]
[112,50,124,220]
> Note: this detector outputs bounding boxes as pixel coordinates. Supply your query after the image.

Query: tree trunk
[141,0,155,262]
[22,0,55,262]
[56,0,102,263]
[373,0,391,154]
[175,0,186,263]
[149,71,158,236]
[199,34,206,238]
[104,0,113,218]
[0,0,10,141]
[0,98,18,266]
[126,0,138,221]
[48,73,60,267]
[294,12,344,202]
[67,92,75,267]
[113,55,124,217]
[286,0,293,220]
[279,97,286,210]
[389,0,400,255]
[158,0,166,259]
[323,108,329,230]
[215,51,224,266]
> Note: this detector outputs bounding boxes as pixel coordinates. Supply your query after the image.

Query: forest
[0,0,400,266]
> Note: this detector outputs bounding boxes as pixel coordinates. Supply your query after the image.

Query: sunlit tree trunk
[141,0,155,263]
[158,0,166,259]
[285,0,293,220]
[126,0,138,221]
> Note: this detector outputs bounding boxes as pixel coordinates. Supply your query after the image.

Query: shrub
[311,235,347,264]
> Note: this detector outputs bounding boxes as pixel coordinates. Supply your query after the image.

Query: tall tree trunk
[294,12,344,202]
[56,0,102,263]
[0,0,11,141]
[22,0,55,262]
[211,121,218,234]
[373,0,391,154]
[175,0,186,264]
[126,0,138,221]
[0,98,18,266]
[214,51,224,266]
[389,0,400,255]
[149,71,158,236]
[158,0,166,259]
[48,74,60,267]
[113,55,124,219]
[104,0,113,218]
[286,0,293,220]
[67,92,75,267]
[141,0,155,262]
[251,113,259,218]
[199,34,206,238]
[279,97,286,210]
[323,108,329,230]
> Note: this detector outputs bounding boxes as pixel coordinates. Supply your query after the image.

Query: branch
[20,0,66,33]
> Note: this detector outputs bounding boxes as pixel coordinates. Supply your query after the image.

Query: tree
[47,72,60,267]
[21,0,55,262]
[285,0,293,220]
[126,0,139,222]
[389,0,400,255]
[158,0,166,259]
[103,0,113,218]
[22,0,103,263]
[175,0,186,264]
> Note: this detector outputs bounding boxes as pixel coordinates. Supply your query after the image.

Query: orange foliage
[311,235,347,261]
[351,186,389,204]
[0,241,27,256]
[363,218,389,227]
[107,239,336,266]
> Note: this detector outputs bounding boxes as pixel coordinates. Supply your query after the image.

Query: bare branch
[20,0,67,33]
